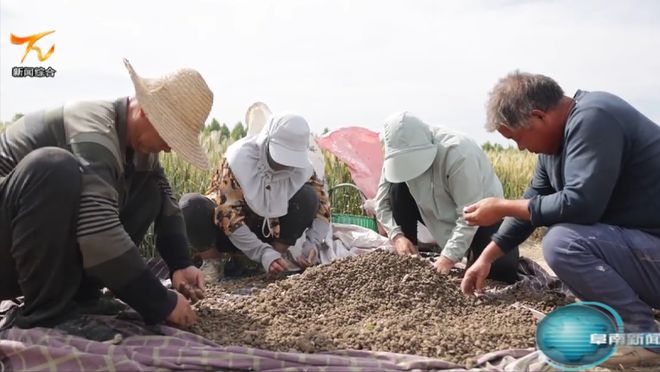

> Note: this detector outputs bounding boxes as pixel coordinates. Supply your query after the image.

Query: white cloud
[1,0,659,146]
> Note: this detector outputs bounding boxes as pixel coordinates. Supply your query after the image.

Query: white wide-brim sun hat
[124,59,213,169]
[267,113,312,169]
[384,146,437,183]
[382,111,437,183]
[269,141,311,168]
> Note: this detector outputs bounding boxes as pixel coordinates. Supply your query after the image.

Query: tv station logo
[10,30,57,78]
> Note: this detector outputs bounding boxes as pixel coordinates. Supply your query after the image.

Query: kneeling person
[375,112,519,283]
[181,113,331,275]
[0,60,210,330]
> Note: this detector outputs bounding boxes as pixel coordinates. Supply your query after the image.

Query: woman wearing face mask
[180,113,331,276]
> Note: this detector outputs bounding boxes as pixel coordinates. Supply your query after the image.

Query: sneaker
[0,304,20,331]
[600,346,660,368]
[200,258,223,283]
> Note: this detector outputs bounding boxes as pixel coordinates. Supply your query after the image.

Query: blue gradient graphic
[536,302,623,370]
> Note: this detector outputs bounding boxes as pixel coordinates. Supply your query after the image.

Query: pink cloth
[316,127,384,200]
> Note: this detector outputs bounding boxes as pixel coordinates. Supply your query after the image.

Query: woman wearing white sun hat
[375,112,520,283]
[180,112,332,277]
[0,59,212,336]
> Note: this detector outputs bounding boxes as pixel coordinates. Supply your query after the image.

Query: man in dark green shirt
[0,60,211,330]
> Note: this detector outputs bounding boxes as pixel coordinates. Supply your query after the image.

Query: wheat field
[161,135,536,203]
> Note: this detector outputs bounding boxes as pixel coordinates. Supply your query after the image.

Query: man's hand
[463,197,504,226]
[172,266,205,303]
[461,259,491,296]
[464,198,531,226]
[268,258,287,274]
[392,235,418,256]
[166,291,198,327]
[433,255,455,275]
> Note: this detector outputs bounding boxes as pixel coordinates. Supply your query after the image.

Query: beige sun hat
[245,102,272,137]
[123,58,213,169]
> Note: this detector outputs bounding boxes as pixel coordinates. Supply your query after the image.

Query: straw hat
[123,59,213,169]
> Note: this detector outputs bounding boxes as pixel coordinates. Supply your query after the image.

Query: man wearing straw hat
[0,59,211,334]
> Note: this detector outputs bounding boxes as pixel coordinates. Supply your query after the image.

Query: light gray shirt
[376,127,503,262]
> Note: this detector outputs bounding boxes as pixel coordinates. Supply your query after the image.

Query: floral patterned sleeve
[300,172,332,256]
[207,158,248,236]
[306,172,331,223]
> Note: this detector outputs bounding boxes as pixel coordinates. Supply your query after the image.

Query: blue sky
[1,0,659,146]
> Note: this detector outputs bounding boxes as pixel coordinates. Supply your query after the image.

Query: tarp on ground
[0,255,571,371]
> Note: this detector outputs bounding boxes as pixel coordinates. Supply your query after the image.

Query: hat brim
[384,146,436,183]
[125,59,210,170]
[269,142,311,168]
[138,91,209,169]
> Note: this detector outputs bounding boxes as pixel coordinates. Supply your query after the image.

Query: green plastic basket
[331,213,378,231]
[329,183,378,232]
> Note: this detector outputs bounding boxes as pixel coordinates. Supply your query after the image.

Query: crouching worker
[0,60,209,334]
[180,113,331,276]
[375,112,519,283]
[461,71,660,367]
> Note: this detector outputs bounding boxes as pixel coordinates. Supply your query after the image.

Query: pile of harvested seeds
[192,250,569,365]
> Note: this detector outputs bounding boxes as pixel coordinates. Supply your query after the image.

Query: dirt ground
[192,249,570,366]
